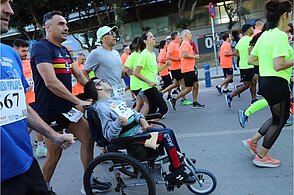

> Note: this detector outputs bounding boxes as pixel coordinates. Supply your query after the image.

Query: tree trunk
[134,3,144,31]
[92,0,102,25]
[190,0,198,20]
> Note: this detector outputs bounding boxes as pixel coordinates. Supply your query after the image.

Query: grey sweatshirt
[93,97,144,142]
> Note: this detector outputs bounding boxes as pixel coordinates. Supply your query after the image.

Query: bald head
[254,20,264,31]
[181,29,192,41]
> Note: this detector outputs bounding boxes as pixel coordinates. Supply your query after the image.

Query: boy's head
[84,78,112,101]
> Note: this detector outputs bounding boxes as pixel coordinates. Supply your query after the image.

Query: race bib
[62,107,83,123]
[0,79,27,126]
[110,100,134,119]
[71,75,77,87]
[112,84,125,99]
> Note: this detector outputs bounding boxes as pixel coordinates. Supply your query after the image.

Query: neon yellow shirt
[137,49,159,91]
[124,51,142,90]
[235,35,253,69]
[251,28,293,82]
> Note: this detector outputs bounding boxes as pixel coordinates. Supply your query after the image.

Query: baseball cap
[241,24,253,34]
[166,35,171,41]
[96,26,118,43]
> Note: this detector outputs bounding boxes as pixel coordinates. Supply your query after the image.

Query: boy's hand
[118,116,128,126]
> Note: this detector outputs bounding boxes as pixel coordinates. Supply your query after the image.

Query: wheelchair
[83,105,217,195]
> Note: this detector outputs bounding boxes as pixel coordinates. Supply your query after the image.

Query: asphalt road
[34,76,293,195]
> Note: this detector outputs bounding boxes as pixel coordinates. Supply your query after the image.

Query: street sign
[208,2,215,19]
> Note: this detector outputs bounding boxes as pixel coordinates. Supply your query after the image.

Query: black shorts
[40,112,71,132]
[253,65,259,75]
[132,89,141,96]
[170,69,183,81]
[222,68,233,78]
[240,68,255,82]
[183,71,198,87]
[1,158,48,195]
[161,75,172,89]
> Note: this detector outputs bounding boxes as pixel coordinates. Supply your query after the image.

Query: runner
[215,32,234,95]
[30,11,109,194]
[161,31,192,106]
[1,2,74,195]
[157,40,172,101]
[225,24,258,107]
[72,53,87,100]
[82,26,123,88]
[134,32,170,117]
[242,0,293,168]
[169,30,205,110]
[124,37,148,114]
[13,39,47,158]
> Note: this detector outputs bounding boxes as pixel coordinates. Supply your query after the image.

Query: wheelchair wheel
[83,153,156,195]
[187,169,217,195]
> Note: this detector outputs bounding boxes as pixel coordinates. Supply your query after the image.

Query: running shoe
[241,138,258,155]
[180,99,193,106]
[222,89,232,93]
[169,98,176,110]
[172,90,178,95]
[225,94,232,108]
[35,147,47,158]
[215,85,222,94]
[48,187,57,195]
[252,154,280,168]
[250,99,258,105]
[238,109,248,128]
[191,102,205,109]
[34,140,38,146]
[170,167,195,184]
[81,178,112,195]
[285,117,292,126]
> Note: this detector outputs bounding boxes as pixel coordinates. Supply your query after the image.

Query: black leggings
[143,87,168,117]
[258,77,290,149]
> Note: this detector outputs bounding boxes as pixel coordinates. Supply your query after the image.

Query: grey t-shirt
[83,47,123,86]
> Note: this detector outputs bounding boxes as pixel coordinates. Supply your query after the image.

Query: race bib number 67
[0,79,27,126]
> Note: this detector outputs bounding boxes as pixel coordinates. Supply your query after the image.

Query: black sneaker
[171,168,196,184]
[48,187,57,195]
[172,90,178,95]
[169,98,176,110]
[81,178,112,194]
[216,85,222,94]
[191,102,205,109]
[251,99,258,105]
[222,89,232,93]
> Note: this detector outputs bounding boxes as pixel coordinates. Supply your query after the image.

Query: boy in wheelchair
[84,78,195,185]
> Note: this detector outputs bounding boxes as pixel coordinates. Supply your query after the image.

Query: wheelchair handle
[145,113,162,120]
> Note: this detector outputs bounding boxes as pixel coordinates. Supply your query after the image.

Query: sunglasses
[103,31,116,37]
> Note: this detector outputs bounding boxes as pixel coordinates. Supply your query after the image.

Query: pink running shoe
[252,154,281,168]
[242,139,258,155]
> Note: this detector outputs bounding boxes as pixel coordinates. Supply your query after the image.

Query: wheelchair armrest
[111,133,151,144]
[148,121,166,128]
[145,113,162,120]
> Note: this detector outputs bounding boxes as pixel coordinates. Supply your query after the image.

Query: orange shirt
[121,52,129,65]
[22,59,35,104]
[167,41,181,70]
[158,49,168,76]
[180,40,195,73]
[72,62,84,95]
[219,42,233,68]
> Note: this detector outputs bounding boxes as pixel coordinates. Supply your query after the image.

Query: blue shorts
[123,76,130,87]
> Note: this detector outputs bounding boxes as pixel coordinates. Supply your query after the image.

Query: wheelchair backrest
[84,105,109,147]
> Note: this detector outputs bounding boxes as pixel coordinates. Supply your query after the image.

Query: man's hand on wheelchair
[118,116,129,126]
[140,118,150,131]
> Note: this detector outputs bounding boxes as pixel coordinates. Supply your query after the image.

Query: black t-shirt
[31,39,74,115]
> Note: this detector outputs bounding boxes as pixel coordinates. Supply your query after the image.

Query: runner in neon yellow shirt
[241,0,293,168]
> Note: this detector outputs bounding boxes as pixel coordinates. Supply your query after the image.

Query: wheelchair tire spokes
[84,153,156,195]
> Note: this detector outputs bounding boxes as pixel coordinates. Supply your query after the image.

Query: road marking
[176,126,293,139]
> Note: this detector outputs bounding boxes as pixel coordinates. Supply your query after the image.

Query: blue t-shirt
[30,39,74,115]
[0,43,33,182]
